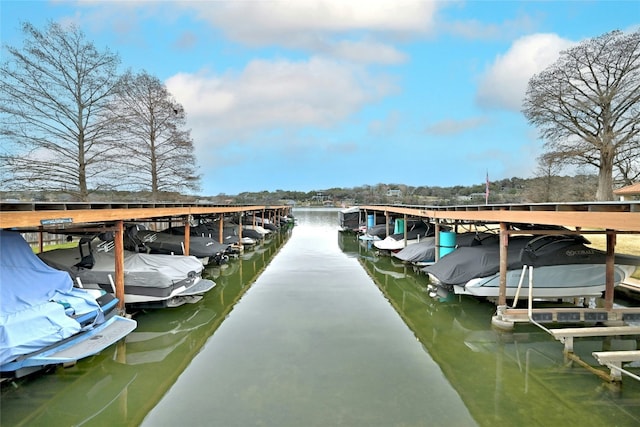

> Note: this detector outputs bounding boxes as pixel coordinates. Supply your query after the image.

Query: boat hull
[450,264,637,299]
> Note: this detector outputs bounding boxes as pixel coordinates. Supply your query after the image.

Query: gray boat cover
[379,221,438,241]
[423,234,640,285]
[135,229,230,257]
[175,223,242,244]
[38,242,204,292]
[1,230,102,365]
[392,237,437,262]
[393,232,497,263]
[363,224,389,239]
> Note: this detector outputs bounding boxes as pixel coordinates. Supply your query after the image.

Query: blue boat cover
[0,230,102,365]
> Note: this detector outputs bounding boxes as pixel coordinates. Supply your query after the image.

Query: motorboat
[124,224,231,265]
[423,234,640,300]
[0,230,136,378]
[37,236,217,309]
[393,232,498,266]
[339,206,362,232]
[373,220,439,252]
[187,222,256,249]
[237,226,265,242]
[244,215,279,232]
[359,223,388,241]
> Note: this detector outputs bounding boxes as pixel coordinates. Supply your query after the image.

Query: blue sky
[2,1,638,196]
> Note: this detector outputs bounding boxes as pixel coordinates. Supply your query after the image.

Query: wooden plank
[359,204,640,232]
[0,205,289,229]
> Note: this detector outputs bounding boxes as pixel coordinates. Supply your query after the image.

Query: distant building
[614,183,640,201]
[386,189,402,197]
[311,192,329,204]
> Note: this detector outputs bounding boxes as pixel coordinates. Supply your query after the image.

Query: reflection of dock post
[115,339,129,420]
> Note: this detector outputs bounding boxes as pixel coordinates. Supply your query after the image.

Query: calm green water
[2,208,639,426]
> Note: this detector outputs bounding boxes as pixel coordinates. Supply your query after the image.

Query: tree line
[208,174,605,206]
[1,22,638,202]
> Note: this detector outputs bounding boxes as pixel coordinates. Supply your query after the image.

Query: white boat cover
[0,230,102,365]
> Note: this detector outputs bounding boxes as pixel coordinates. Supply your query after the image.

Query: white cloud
[476,33,575,111]
[189,1,438,40]
[165,57,397,147]
[185,0,438,63]
[327,39,407,64]
[68,1,440,64]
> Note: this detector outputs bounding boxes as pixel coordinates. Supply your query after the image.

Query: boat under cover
[339,206,361,232]
[0,230,136,377]
[175,223,257,247]
[37,238,216,308]
[393,232,498,265]
[423,234,640,299]
[373,221,440,252]
[125,225,230,265]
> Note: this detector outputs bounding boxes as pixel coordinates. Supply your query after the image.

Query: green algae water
[2,208,639,426]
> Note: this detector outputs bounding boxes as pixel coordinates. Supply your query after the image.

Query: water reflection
[3,210,638,426]
[0,228,292,427]
[142,208,476,427]
[353,232,640,426]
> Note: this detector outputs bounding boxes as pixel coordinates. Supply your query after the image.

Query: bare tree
[110,71,200,200]
[522,30,640,201]
[0,22,122,201]
[530,153,563,202]
[614,137,640,186]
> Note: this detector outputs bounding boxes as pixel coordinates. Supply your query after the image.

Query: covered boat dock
[357,201,640,322]
[0,201,292,312]
[358,201,640,382]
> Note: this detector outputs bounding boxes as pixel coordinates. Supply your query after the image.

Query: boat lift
[498,262,640,384]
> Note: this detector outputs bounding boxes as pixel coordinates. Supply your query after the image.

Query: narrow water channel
[141,208,474,427]
[1,208,639,426]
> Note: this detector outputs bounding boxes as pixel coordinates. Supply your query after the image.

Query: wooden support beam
[114,220,125,312]
[403,214,408,247]
[385,211,390,238]
[434,222,441,262]
[184,218,190,256]
[498,222,508,307]
[219,214,224,244]
[605,230,615,310]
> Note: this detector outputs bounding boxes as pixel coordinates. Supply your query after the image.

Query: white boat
[0,230,136,378]
[373,221,436,252]
[38,237,216,309]
[424,234,640,300]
